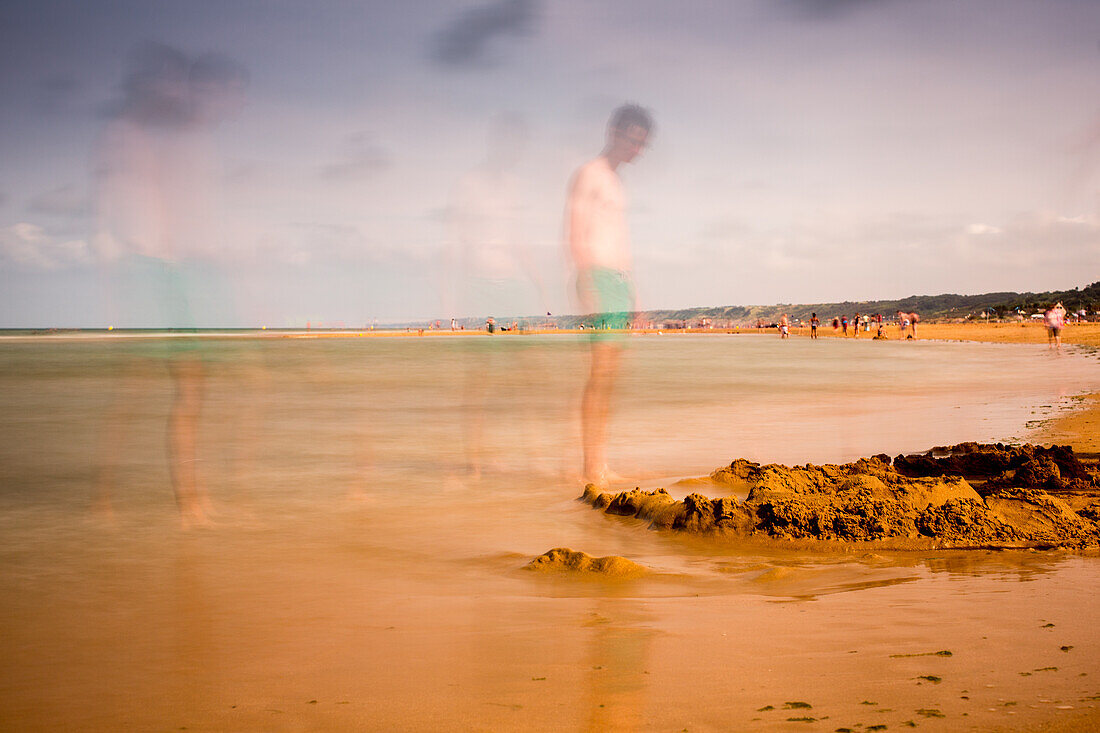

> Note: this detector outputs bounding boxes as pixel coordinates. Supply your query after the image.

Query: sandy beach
[5,1,1098,728]
[788,322,1100,349]
[1,328,1098,732]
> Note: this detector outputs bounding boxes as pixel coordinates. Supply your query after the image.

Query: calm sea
[0,333,1096,510]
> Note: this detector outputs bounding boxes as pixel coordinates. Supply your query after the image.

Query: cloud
[26,184,89,219]
[35,75,85,114]
[0,223,91,270]
[665,208,1099,305]
[429,0,538,68]
[319,133,391,182]
[279,222,434,267]
[974,211,1100,263]
[101,42,248,128]
[779,0,886,21]
[966,223,1001,235]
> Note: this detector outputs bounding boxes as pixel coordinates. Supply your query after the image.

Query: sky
[1,0,1098,327]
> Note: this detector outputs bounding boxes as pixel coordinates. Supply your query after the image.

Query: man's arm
[566,166,596,312]
[567,167,595,270]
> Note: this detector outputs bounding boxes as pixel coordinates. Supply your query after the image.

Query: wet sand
[6,514,1098,731]
[1038,393,1100,454]
[1,334,1098,731]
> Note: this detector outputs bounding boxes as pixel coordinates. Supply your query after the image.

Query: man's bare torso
[567,157,630,273]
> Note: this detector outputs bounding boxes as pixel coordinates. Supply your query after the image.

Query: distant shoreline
[3,321,1099,346]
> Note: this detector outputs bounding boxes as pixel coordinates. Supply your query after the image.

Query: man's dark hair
[609,103,653,133]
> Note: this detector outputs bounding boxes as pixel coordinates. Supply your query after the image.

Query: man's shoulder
[573,157,612,184]
[577,156,607,172]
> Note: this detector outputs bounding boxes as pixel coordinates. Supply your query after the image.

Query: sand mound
[582,445,1100,549]
[525,548,647,578]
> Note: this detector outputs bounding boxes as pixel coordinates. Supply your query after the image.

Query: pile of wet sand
[524,548,647,577]
[582,444,1100,549]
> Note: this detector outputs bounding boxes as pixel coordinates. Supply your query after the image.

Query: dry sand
[1037,393,1100,454]
[517,320,1099,347]
[790,321,1100,347]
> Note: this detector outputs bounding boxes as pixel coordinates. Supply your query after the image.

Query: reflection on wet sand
[581,606,655,733]
[2,498,1099,730]
[170,540,221,719]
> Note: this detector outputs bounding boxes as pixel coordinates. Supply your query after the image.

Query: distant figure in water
[897,310,919,339]
[566,103,652,486]
[810,312,819,339]
[92,43,246,528]
[779,313,790,338]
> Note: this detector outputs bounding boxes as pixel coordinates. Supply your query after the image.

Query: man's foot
[90,493,116,523]
[583,466,628,488]
[179,506,216,530]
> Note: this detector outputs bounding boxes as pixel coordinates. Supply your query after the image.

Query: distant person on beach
[853,312,861,338]
[779,313,790,338]
[897,310,919,339]
[810,312,819,339]
[1045,303,1065,350]
[566,103,651,485]
[840,315,848,336]
[832,317,839,331]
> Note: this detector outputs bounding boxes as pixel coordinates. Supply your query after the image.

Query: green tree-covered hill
[546,281,1100,329]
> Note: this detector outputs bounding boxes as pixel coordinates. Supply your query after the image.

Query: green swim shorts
[579,267,634,338]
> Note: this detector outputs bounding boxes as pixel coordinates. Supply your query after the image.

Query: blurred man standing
[565,104,652,485]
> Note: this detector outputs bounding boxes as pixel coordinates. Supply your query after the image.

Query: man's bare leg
[582,341,623,485]
[93,357,141,520]
[168,357,212,528]
[460,346,495,481]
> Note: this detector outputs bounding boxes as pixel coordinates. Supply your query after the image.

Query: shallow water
[1,333,1098,730]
